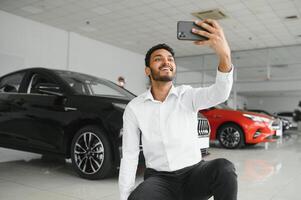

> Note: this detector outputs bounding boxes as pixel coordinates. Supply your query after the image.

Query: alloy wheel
[73,132,104,174]
[219,127,241,148]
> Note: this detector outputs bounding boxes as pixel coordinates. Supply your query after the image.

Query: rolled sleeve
[216,64,233,82]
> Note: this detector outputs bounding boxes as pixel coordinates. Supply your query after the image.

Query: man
[119,19,237,200]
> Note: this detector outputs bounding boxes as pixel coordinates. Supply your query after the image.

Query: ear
[145,67,151,76]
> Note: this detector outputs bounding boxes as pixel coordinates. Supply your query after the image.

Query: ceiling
[0,0,301,98]
[0,0,301,57]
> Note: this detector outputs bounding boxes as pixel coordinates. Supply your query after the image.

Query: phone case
[177,21,208,41]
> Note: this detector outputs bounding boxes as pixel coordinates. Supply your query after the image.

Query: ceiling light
[285,15,298,20]
[271,64,288,68]
[191,9,227,20]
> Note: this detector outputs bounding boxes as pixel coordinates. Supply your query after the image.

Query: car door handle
[64,107,77,111]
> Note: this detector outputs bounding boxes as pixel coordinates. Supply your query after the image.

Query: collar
[144,84,178,102]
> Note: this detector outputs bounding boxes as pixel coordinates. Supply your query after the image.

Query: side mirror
[36,83,64,96]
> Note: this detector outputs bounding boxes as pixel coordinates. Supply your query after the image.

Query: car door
[13,71,77,153]
[0,71,27,148]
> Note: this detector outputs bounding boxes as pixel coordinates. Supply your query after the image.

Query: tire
[217,123,245,149]
[245,143,257,146]
[71,125,114,179]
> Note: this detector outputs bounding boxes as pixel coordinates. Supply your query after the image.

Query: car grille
[271,118,281,130]
[197,117,211,137]
[272,118,280,126]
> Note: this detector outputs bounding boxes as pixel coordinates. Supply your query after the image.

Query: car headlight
[243,114,270,123]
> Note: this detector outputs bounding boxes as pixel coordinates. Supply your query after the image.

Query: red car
[200,104,276,149]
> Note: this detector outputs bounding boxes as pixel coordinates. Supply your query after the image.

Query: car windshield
[55,70,135,99]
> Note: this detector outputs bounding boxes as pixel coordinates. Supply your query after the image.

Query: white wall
[0,10,146,95]
[68,33,145,95]
[0,10,68,74]
[227,94,248,110]
[175,55,301,111]
[176,56,246,110]
[246,96,300,113]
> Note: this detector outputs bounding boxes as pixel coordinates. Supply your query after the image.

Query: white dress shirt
[118,68,233,200]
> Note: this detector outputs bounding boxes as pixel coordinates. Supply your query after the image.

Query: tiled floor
[0,130,300,200]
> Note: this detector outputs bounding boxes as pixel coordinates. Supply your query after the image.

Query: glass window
[55,70,135,99]
[89,81,124,96]
[0,72,25,93]
[28,74,56,94]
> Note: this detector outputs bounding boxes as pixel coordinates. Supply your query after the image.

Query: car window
[277,112,293,117]
[89,82,125,96]
[0,72,25,93]
[28,73,56,94]
[56,70,135,98]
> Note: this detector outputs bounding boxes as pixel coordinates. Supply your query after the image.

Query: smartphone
[177,21,209,41]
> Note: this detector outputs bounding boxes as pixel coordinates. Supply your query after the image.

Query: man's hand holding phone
[192,19,230,59]
[177,19,232,72]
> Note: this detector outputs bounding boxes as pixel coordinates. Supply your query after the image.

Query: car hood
[240,111,274,120]
[208,109,274,120]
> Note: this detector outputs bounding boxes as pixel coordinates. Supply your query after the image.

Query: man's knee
[212,158,236,177]
[127,183,148,200]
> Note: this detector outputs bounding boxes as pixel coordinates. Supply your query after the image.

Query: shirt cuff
[216,64,234,82]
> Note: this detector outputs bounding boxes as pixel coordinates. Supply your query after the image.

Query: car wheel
[245,143,257,146]
[217,123,245,149]
[71,126,114,179]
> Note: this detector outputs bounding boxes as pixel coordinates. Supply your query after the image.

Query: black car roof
[1,67,106,82]
[1,67,53,77]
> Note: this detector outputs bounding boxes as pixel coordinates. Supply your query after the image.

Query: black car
[0,68,211,179]
[275,111,297,129]
[0,67,135,179]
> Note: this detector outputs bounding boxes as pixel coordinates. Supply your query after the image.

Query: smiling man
[118,19,237,200]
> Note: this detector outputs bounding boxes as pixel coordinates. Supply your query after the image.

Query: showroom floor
[0,130,300,200]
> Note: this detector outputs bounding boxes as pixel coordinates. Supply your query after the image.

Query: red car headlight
[243,114,271,123]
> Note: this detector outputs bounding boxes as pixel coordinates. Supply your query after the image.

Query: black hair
[144,43,175,67]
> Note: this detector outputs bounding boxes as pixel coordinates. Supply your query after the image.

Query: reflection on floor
[0,130,300,200]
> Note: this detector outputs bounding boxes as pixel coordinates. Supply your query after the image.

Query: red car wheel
[218,123,245,149]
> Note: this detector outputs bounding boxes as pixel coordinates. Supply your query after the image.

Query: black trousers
[128,158,237,200]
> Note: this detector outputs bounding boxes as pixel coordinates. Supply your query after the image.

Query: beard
[149,65,175,82]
